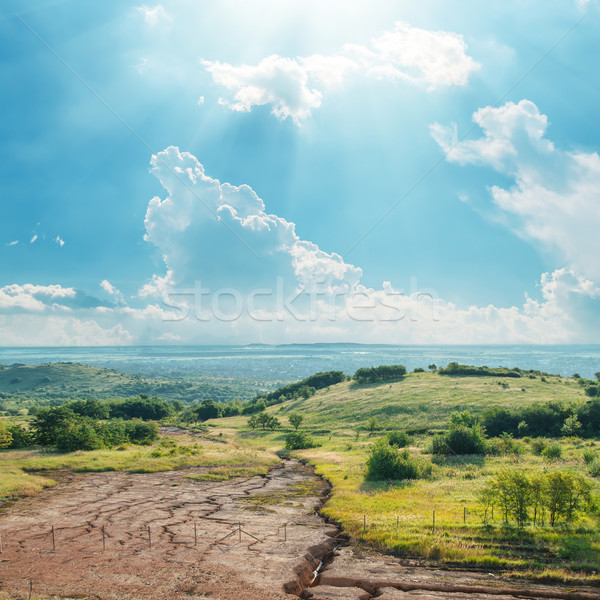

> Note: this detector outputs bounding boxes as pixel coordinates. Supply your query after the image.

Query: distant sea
[0,345,599,382]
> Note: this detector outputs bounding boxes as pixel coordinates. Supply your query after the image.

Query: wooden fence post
[51,526,56,552]
[363,515,366,533]
[148,525,152,548]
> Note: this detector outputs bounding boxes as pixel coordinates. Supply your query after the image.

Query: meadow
[209,370,600,581]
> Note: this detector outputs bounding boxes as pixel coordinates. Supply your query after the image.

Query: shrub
[285,431,317,450]
[0,421,13,448]
[529,437,548,455]
[6,424,32,448]
[56,421,105,452]
[354,364,407,384]
[387,430,412,448]
[588,460,600,477]
[432,424,487,455]
[413,367,425,373]
[542,442,563,460]
[366,442,421,481]
[583,449,597,464]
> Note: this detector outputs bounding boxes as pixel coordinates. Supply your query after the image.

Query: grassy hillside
[270,371,587,432]
[210,370,600,581]
[0,362,266,403]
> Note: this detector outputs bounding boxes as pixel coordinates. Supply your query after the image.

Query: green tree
[32,406,78,445]
[561,415,582,437]
[56,420,104,452]
[0,421,13,448]
[367,416,378,434]
[288,413,303,430]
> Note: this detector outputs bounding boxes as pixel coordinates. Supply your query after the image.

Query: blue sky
[1,0,599,345]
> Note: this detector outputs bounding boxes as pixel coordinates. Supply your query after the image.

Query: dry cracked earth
[0,459,599,600]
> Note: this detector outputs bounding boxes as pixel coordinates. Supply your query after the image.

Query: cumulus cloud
[0,284,76,312]
[55,236,65,247]
[431,99,600,282]
[30,234,38,244]
[203,21,479,124]
[8,240,18,246]
[143,146,362,293]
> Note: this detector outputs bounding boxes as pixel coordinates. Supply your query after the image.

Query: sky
[0,0,599,345]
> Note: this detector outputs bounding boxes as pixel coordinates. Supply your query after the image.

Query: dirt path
[1,460,599,600]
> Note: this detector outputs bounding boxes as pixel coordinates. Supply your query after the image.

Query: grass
[0,434,278,502]
[205,371,600,581]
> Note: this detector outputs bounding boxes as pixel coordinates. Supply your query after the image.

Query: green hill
[270,370,587,433]
[0,362,263,403]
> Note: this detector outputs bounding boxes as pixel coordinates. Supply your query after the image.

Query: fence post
[363,515,366,533]
[51,526,56,552]
[148,526,152,548]
[28,579,33,600]
[0,531,3,554]
[283,522,287,542]
[194,523,197,546]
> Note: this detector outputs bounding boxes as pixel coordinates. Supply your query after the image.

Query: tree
[595,371,600,382]
[56,420,104,452]
[288,413,303,430]
[561,415,582,437]
[32,406,78,445]
[428,364,437,371]
[0,421,13,449]
[254,412,280,430]
[367,416,379,434]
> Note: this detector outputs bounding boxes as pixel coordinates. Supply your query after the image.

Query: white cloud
[30,234,38,244]
[55,236,65,247]
[0,315,133,346]
[143,146,362,293]
[8,240,18,246]
[101,280,127,305]
[136,4,170,26]
[203,21,479,124]
[0,284,76,312]
[197,95,205,105]
[431,99,600,282]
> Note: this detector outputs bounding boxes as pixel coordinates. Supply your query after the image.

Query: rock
[304,584,371,600]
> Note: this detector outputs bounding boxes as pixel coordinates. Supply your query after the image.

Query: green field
[209,370,600,581]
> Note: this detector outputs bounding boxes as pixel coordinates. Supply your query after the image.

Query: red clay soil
[0,459,335,600]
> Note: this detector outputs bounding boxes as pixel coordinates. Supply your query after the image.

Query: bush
[413,367,425,373]
[353,365,407,384]
[432,424,487,455]
[56,421,105,452]
[366,442,421,481]
[387,430,412,448]
[6,424,32,448]
[530,437,549,455]
[285,431,317,450]
[542,442,563,460]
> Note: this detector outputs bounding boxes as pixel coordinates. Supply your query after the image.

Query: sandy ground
[0,459,335,600]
